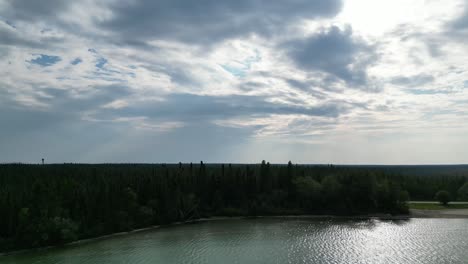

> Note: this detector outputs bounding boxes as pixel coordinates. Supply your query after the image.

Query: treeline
[0,161,455,252]
[346,165,468,200]
[400,174,467,201]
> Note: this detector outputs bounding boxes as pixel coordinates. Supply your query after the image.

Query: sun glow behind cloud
[337,0,462,36]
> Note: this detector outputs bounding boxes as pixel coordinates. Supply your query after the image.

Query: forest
[1,162,467,252]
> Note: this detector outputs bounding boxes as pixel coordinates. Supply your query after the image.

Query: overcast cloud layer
[1,0,468,164]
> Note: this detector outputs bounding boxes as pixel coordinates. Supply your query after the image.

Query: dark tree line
[2,162,465,251]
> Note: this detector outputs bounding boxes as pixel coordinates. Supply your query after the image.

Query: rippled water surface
[3,218,468,264]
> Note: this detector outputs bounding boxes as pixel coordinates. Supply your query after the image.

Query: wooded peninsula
[1,162,468,252]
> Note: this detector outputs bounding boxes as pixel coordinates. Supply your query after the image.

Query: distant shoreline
[3,212,468,257]
[410,209,468,218]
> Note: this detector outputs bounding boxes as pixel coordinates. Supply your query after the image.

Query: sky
[0,0,468,164]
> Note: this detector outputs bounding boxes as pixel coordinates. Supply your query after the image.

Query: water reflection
[2,218,467,264]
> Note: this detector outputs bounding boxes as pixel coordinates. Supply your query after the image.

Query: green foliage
[0,162,432,252]
[409,202,468,210]
[15,216,78,248]
[137,206,154,227]
[397,190,410,213]
[399,190,410,203]
[408,202,447,210]
[457,182,468,201]
[294,177,322,199]
[51,217,79,243]
[216,207,247,217]
[293,176,322,209]
[435,190,451,205]
[321,175,342,202]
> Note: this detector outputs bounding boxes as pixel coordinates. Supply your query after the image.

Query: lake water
[2,218,468,264]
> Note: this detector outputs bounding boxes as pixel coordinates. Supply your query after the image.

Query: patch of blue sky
[27,54,61,67]
[221,49,261,78]
[464,80,468,88]
[95,58,108,69]
[92,57,128,81]
[71,58,82,65]
[221,65,247,77]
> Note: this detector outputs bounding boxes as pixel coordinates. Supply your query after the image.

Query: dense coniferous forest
[1,162,467,252]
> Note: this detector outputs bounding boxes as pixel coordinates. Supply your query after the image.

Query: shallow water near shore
[2,218,468,264]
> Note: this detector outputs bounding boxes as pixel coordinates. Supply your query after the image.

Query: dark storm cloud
[0,84,133,120]
[0,88,78,146]
[0,84,357,162]
[39,85,133,112]
[0,102,74,137]
[0,102,128,163]
[1,0,69,21]
[100,0,343,45]
[0,23,35,47]
[282,26,377,88]
[0,104,256,163]
[0,83,133,146]
[0,83,136,163]
[4,0,343,52]
[93,93,354,123]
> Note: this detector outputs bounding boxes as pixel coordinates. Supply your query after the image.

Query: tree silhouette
[435,190,451,206]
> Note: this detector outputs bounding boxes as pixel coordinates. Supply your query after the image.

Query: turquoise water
[2,218,468,263]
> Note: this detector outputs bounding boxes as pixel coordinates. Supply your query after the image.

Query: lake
[2,218,468,263]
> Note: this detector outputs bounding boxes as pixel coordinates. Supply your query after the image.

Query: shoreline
[409,208,468,218]
[0,216,244,257]
[2,212,467,257]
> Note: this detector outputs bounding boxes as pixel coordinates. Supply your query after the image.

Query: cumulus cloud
[282,26,377,90]
[100,0,343,45]
[0,21,64,49]
[1,0,468,163]
[451,4,468,30]
[1,0,69,21]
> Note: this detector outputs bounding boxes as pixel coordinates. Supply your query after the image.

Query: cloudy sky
[1,0,468,164]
